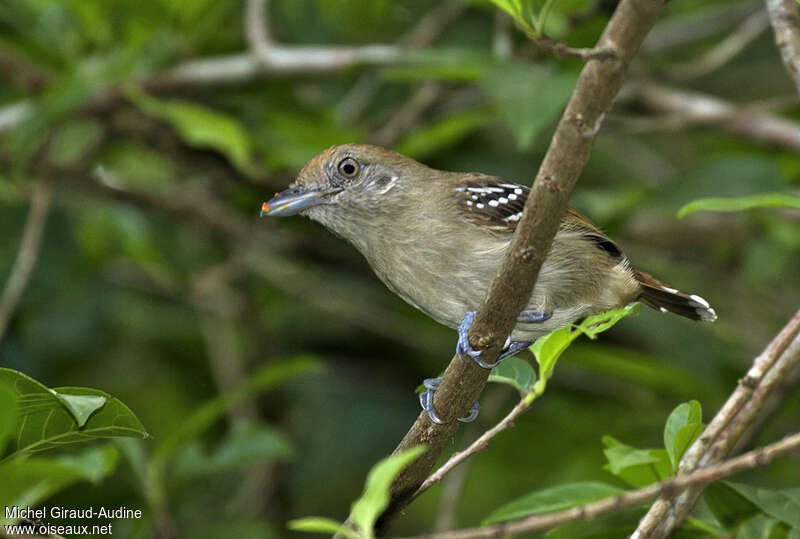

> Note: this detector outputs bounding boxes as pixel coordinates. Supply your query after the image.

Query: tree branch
[245,0,273,59]
[766,0,800,97]
[665,10,769,81]
[373,0,667,532]
[632,309,800,538]
[397,430,800,539]
[0,182,52,344]
[629,81,800,152]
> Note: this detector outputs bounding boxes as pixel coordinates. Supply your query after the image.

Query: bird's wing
[453,174,623,258]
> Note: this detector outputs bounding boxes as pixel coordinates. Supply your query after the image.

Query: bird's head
[261,143,428,234]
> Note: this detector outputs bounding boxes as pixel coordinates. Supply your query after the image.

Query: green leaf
[488,356,537,395]
[0,381,17,455]
[483,482,621,524]
[51,391,107,428]
[0,446,119,525]
[0,368,148,461]
[154,356,321,467]
[382,49,494,82]
[288,517,359,539]
[738,514,792,539]
[531,304,639,394]
[125,86,253,171]
[602,435,671,488]
[663,400,703,473]
[725,482,800,529]
[394,109,493,160]
[677,193,800,218]
[172,420,294,480]
[482,63,579,150]
[487,0,536,35]
[350,446,427,538]
[705,482,761,529]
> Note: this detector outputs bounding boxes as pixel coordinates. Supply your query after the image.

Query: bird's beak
[260,186,341,217]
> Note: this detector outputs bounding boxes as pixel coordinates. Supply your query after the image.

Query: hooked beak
[260,186,342,217]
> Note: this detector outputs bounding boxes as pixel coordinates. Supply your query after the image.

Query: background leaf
[488,356,537,395]
[678,193,800,218]
[288,517,359,539]
[725,482,800,529]
[663,400,703,473]
[126,86,253,172]
[0,446,119,525]
[481,63,579,150]
[350,446,427,538]
[483,482,622,524]
[0,368,147,460]
[602,436,671,488]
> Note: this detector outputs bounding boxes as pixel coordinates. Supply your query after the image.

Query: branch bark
[373,0,667,533]
[397,430,800,539]
[766,0,800,97]
[632,309,800,538]
[630,81,800,152]
[0,183,52,344]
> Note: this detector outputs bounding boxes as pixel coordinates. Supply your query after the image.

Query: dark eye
[338,157,359,177]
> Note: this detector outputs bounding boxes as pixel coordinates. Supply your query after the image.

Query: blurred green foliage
[1,0,799,537]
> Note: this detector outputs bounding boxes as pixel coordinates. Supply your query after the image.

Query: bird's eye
[338,157,359,177]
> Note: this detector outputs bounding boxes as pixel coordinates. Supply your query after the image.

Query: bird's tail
[634,270,717,322]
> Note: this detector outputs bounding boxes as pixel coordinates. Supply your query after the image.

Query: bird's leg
[419,311,542,424]
[419,377,479,424]
[457,311,539,369]
[517,309,553,324]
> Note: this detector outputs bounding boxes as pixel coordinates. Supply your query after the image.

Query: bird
[261,143,716,423]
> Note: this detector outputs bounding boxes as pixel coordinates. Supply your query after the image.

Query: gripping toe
[418,376,479,424]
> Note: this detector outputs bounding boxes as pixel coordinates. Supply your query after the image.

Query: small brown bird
[262,144,716,422]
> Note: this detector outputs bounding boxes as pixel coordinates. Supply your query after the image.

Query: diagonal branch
[373,0,667,533]
[629,81,800,152]
[396,430,800,539]
[632,309,800,538]
[0,182,52,344]
[245,0,273,58]
[766,0,800,97]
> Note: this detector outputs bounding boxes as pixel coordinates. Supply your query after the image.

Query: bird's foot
[457,311,536,369]
[419,377,479,424]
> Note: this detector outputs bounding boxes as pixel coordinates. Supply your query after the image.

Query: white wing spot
[508,193,517,200]
[466,200,473,206]
[659,307,668,313]
[514,188,523,195]
[498,197,508,204]
[488,200,499,207]
[476,203,484,209]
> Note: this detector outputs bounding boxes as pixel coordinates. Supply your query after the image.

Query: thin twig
[632,310,800,538]
[416,399,529,496]
[245,0,272,59]
[432,389,511,532]
[530,37,618,61]
[666,10,769,81]
[766,0,800,97]
[0,183,52,343]
[630,82,800,152]
[374,0,667,532]
[397,430,800,539]
[372,82,444,147]
[643,1,761,53]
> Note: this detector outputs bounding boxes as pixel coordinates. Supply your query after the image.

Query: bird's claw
[419,377,479,424]
[418,313,537,424]
[457,311,535,368]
